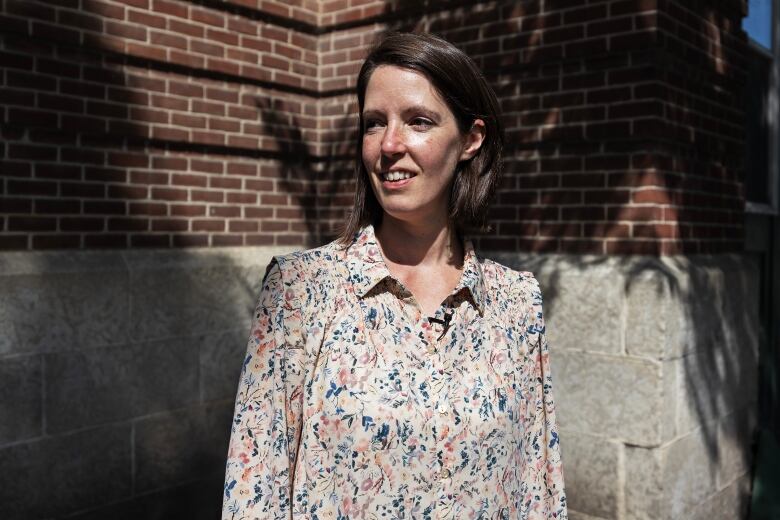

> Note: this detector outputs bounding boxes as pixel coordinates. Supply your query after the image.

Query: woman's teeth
[383,171,413,182]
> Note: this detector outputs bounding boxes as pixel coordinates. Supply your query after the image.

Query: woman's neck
[375,214,463,268]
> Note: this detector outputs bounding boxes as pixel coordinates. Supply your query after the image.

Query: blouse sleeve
[222,259,306,520]
[524,276,568,519]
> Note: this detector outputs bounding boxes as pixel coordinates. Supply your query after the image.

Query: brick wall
[316,0,750,255]
[0,0,750,255]
[1,0,336,250]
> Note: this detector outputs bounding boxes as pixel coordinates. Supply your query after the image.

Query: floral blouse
[222,225,567,520]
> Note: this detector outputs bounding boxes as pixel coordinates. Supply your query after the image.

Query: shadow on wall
[254,96,355,245]
[0,3,269,520]
[380,1,758,518]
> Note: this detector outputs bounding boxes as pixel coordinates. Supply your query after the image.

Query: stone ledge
[0,246,291,357]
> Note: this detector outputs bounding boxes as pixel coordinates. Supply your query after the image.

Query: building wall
[0,1,761,519]
[494,252,759,520]
[1,0,749,254]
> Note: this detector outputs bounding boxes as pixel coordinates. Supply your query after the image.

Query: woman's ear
[460,119,486,161]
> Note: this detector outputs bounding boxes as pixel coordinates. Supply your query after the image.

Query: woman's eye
[410,117,434,129]
[363,119,384,132]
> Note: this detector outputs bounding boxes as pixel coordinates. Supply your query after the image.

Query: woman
[223,33,567,520]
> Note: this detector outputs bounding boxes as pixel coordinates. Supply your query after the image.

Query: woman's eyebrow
[362,105,443,121]
[361,109,384,119]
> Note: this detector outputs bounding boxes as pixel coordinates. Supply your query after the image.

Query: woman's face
[361,65,484,227]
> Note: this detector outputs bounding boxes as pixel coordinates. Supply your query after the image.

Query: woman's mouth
[380,171,416,189]
[382,171,415,182]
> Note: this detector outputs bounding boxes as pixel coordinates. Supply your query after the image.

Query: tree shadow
[0,2,274,519]
[253,96,354,245]
[369,1,759,517]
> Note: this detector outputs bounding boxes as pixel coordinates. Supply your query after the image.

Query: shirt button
[440,468,451,479]
[437,403,448,414]
[427,345,436,355]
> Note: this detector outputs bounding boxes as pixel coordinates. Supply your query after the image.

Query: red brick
[192,8,224,27]
[8,180,57,196]
[173,234,209,247]
[128,234,169,247]
[109,218,150,231]
[130,202,168,216]
[191,100,224,116]
[193,219,225,231]
[106,20,147,41]
[608,206,664,221]
[151,218,188,231]
[6,0,56,21]
[152,187,188,201]
[190,39,223,57]
[169,18,203,38]
[168,81,204,97]
[212,234,243,246]
[150,31,187,49]
[171,174,207,187]
[152,126,189,141]
[33,235,82,249]
[35,199,81,214]
[209,177,241,189]
[84,234,128,248]
[9,216,57,231]
[84,201,127,215]
[192,190,224,203]
[229,220,259,232]
[605,240,661,255]
[226,192,257,204]
[170,204,206,216]
[247,207,274,219]
[61,217,104,232]
[152,0,187,18]
[128,10,166,28]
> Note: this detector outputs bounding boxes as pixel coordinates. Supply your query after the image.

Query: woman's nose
[380,124,406,155]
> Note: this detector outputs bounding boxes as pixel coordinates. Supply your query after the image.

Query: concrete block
[716,409,755,489]
[559,430,619,519]
[0,354,42,445]
[688,475,751,520]
[199,328,248,402]
[0,269,128,355]
[129,264,258,342]
[624,445,663,520]
[45,338,199,433]
[0,424,131,519]
[134,402,233,493]
[660,359,679,442]
[677,350,757,438]
[624,266,686,360]
[543,268,624,354]
[552,350,661,445]
[661,426,718,519]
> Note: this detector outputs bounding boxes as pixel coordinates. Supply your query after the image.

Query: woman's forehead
[362,65,450,113]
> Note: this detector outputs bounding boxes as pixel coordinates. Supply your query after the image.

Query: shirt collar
[344,225,486,315]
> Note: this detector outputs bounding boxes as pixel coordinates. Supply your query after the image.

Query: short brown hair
[339,32,504,244]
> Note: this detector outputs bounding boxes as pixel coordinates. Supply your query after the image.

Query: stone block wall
[0,247,759,519]
[0,245,288,519]
[493,252,760,520]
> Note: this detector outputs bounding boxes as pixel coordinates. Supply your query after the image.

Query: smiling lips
[381,171,416,182]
